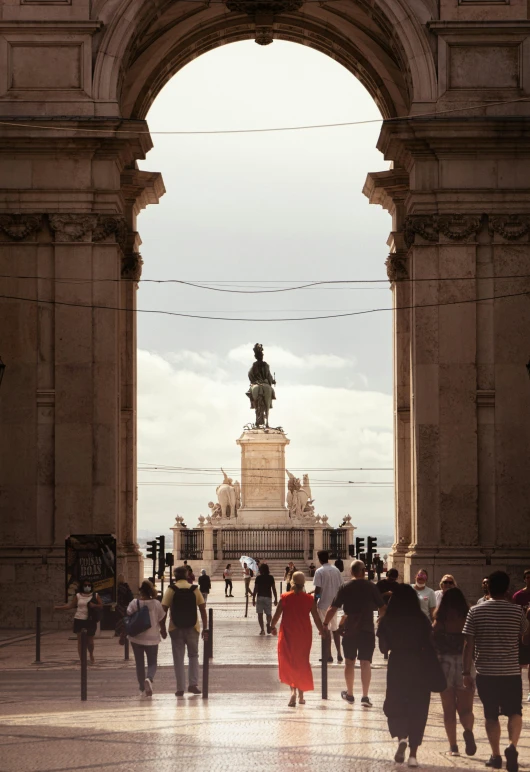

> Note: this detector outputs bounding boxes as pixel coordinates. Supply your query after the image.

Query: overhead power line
[0,97,529,136]
[0,288,528,322]
[3,275,530,292]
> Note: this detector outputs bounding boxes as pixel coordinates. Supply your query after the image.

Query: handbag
[87,593,102,623]
[421,641,447,693]
[124,599,152,637]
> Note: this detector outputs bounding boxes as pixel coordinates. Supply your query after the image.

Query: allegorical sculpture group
[203,345,316,522]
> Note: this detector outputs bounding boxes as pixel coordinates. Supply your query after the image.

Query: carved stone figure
[286,470,315,518]
[215,468,239,519]
[246,343,276,428]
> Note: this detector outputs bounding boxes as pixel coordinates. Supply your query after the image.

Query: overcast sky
[136,41,394,537]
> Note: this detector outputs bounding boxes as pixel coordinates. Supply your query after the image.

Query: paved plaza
[0,581,529,772]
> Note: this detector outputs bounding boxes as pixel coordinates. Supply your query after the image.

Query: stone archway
[1,0,530,626]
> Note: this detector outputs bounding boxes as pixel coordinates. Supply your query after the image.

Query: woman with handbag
[377,583,443,768]
[126,580,167,698]
[55,577,102,664]
[433,587,476,757]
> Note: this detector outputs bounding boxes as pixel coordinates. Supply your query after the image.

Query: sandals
[288,694,296,707]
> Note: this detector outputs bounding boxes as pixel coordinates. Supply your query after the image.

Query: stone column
[313,521,324,557]
[364,169,411,576]
[0,120,163,626]
[203,523,214,574]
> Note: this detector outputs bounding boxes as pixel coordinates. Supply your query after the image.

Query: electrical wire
[0,97,529,136]
[2,274,530,291]
[0,288,528,322]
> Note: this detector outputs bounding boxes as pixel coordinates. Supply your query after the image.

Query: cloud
[227,343,354,370]
[137,347,393,535]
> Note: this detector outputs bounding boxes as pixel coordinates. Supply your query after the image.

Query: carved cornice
[488,215,530,241]
[404,214,482,248]
[121,252,143,284]
[48,214,99,243]
[385,253,408,283]
[0,214,43,241]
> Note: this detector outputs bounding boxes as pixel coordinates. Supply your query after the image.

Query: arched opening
[135,40,395,550]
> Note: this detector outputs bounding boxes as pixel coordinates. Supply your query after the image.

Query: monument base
[236,507,292,526]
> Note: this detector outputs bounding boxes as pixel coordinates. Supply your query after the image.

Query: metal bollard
[34,606,41,664]
[208,608,213,659]
[124,637,129,661]
[80,629,88,701]
[280,581,282,595]
[202,632,209,699]
[245,593,249,618]
[321,636,328,700]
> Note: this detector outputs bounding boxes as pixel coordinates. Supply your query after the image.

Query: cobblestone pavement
[0,581,529,771]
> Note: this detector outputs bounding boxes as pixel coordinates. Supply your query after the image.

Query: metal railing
[180,529,204,560]
[323,528,347,559]
[220,528,305,560]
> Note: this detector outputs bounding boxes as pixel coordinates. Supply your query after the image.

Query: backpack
[171,585,198,629]
[124,599,152,637]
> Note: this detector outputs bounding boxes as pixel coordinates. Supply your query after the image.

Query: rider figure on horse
[246,343,276,428]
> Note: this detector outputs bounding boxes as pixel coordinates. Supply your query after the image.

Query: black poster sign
[65,534,116,605]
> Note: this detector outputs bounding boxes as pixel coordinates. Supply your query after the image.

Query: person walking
[463,570,530,772]
[198,569,211,604]
[377,568,399,605]
[476,577,491,605]
[243,562,252,597]
[323,559,385,708]
[377,584,437,768]
[223,564,233,597]
[284,561,296,592]
[54,578,102,664]
[270,571,325,706]
[162,565,208,697]
[126,579,166,698]
[186,565,195,584]
[411,569,437,620]
[252,563,278,635]
[115,573,134,638]
[512,569,530,704]
[433,587,476,757]
[313,550,343,663]
[434,574,457,609]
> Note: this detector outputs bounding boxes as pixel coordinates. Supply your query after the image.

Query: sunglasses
[442,580,454,585]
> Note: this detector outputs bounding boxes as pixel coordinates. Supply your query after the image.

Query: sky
[136,40,394,537]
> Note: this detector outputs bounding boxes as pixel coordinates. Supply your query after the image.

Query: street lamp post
[0,356,5,389]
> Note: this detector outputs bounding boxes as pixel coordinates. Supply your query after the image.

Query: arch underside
[94,0,436,122]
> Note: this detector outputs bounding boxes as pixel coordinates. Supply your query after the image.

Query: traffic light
[165,552,174,568]
[355,537,365,558]
[146,540,157,561]
[157,535,165,578]
[367,536,378,562]
[348,544,355,558]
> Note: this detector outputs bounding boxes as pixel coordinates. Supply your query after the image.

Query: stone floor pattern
[0,581,529,772]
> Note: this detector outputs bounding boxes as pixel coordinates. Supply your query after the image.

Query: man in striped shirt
[463,571,530,772]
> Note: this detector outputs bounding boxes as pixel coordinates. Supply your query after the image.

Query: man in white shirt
[411,568,437,620]
[314,550,344,663]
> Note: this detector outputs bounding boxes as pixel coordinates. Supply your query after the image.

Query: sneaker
[266,622,271,634]
[361,696,373,708]
[394,740,407,763]
[463,729,477,756]
[408,757,418,768]
[485,756,502,769]
[188,685,201,695]
[505,744,519,772]
[175,691,184,697]
[144,678,153,697]
[341,690,354,704]
[449,745,459,756]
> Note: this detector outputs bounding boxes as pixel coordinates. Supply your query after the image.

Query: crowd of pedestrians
[59,558,530,770]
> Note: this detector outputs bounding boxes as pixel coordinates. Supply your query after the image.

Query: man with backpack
[162,565,208,696]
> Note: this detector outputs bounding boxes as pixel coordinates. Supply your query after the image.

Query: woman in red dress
[271,571,325,706]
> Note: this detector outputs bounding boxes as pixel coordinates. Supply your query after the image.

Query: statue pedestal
[236,428,291,526]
